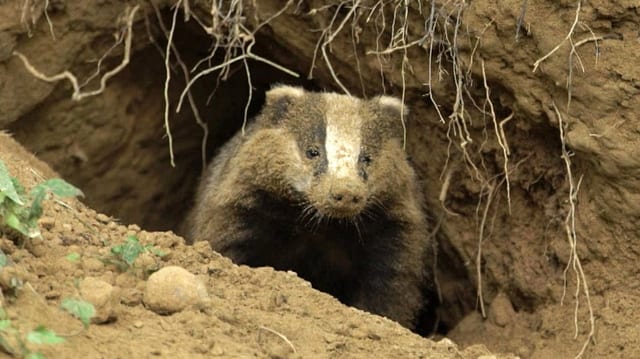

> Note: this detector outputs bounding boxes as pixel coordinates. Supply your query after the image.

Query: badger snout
[329,184,363,205]
[309,178,367,218]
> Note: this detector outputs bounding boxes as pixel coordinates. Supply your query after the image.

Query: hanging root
[174,0,299,137]
[156,0,300,166]
[14,5,139,101]
[20,0,56,39]
[552,103,595,359]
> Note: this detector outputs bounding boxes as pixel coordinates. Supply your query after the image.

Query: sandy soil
[1,0,640,358]
[0,132,506,358]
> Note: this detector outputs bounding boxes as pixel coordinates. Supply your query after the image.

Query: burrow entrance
[7,5,562,337]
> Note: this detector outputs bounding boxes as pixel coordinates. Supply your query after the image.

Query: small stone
[96,213,111,223]
[210,346,225,356]
[82,258,105,272]
[0,266,27,289]
[144,266,209,314]
[52,256,78,275]
[488,292,516,327]
[38,216,55,230]
[133,320,144,328]
[115,273,139,288]
[28,241,48,258]
[121,288,143,306]
[134,252,156,269]
[193,241,213,256]
[367,330,381,341]
[349,327,368,339]
[80,277,120,324]
[435,338,459,353]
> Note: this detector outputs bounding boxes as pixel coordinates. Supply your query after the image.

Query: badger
[187,85,429,328]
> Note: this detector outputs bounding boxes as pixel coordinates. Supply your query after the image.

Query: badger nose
[330,191,362,204]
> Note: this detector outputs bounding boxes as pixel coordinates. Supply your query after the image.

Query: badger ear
[375,95,409,116]
[265,85,305,103]
[372,95,409,140]
[259,85,305,125]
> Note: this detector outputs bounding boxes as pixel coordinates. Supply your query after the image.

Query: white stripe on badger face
[324,94,362,178]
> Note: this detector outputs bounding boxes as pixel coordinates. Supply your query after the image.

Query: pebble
[96,213,111,223]
[82,257,105,272]
[488,292,516,327]
[80,277,120,324]
[38,216,55,230]
[144,266,209,314]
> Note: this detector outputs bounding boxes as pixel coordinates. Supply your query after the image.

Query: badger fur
[187,86,429,328]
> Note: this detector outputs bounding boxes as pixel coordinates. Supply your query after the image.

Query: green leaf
[26,352,44,359]
[0,161,24,205]
[28,186,46,222]
[118,236,144,266]
[65,252,81,262]
[0,319,11,331]
[60,298,95,328]
[0,250,7,268]
[5,212,29,237]
[26,326,65,345]
[110,244,122,255]
[149,247,166,257]
[5,211,40,239]
[37,178,83,198]
[0,336,15,356]
[10,178,25,197]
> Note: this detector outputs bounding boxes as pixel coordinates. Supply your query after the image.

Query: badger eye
[359,154,372,165]
[306,148,320,159]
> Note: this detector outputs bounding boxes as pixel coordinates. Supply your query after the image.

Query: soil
[0,0,639,358]
[0,132,503,358]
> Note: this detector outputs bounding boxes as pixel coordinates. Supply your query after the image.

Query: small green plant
[0,160,83,239]
[0,308,65,358]
[105,235,165,274]
[60,298,95,329]
[64,253,81,263]
[0,250,7,268]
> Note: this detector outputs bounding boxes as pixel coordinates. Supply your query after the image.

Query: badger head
[255,85,411,220]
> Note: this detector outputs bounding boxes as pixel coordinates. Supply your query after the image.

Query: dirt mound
[0,132,503,358]
[1,0,640,358]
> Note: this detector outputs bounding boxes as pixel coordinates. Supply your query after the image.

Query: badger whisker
[351,216,363,243]
[311,210,325,232]
[298,203,316,225]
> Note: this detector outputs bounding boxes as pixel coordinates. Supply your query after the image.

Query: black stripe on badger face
[297,118,328,177]
[360,96,406,157]
[286,92,328,177]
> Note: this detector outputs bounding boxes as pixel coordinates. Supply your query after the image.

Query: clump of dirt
[0,132,506,358]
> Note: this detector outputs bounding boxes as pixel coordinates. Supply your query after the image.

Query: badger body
[188,86,429,328]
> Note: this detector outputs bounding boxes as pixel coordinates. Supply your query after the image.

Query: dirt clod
[488,292,516,328]
[143,265,209,314]
[79,277,119,324]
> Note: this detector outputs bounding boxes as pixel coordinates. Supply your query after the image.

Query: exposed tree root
[552,103,595,359]
[13,5,140,101]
